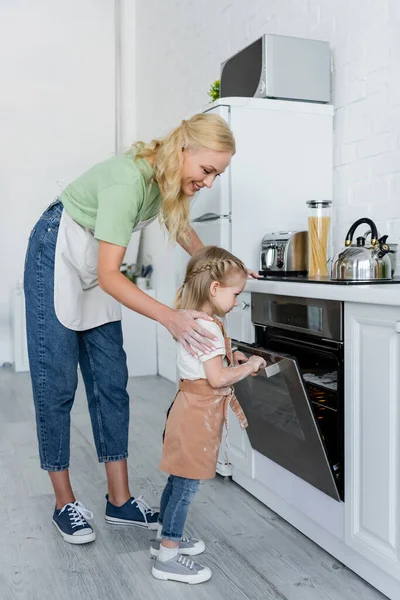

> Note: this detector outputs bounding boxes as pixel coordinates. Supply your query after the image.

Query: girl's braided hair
[175,246,247,316]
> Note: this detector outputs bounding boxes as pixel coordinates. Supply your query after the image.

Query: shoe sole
[150,541,205,558]
[52,520,96,544]
[151,566,212,584]
[105,515,159,530]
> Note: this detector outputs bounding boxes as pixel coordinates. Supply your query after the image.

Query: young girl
[151,246,267,584]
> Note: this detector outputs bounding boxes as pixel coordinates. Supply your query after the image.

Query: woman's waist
[41,198,63,221]
[59,191,96,232]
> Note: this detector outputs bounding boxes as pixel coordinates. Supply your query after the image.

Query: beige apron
[54,208,157,331]
[159,322,248,480]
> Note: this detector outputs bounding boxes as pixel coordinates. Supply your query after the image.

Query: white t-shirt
[177,319,227,380]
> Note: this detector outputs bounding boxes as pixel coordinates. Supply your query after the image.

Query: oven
[233,293,344,501]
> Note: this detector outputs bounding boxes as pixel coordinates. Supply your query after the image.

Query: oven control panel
[251,293,343,341]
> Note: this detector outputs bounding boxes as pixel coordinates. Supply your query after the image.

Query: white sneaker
[152,554,212,584]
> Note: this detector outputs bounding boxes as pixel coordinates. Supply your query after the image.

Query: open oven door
[233,341,340,501]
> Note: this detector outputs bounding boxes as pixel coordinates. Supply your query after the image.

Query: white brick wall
[137,0,400,265]
[135,0,400,376]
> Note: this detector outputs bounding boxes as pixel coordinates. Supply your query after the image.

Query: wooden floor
[0,368,386,600]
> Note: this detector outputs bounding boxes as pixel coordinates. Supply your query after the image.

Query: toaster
[260,231,308,275]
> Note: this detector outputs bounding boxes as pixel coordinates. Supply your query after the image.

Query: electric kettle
[331,218,392,281]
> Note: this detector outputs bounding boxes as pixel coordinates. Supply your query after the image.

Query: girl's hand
[163,309,218,357]
[248,355,267,375]
[247,268,261,279]
[233,351,248,366]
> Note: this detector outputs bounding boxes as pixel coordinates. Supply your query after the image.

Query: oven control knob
[240,301,250,310]
[277,260,284,268]
[395,321,400,333]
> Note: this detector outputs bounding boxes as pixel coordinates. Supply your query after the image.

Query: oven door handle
[233,340,292,363]
[233,341,300,379]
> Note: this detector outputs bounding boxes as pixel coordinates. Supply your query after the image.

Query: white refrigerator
[178,97,333,308]
[175,96,333,475]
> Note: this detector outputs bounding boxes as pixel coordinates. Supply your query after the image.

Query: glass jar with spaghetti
[306,200,332,278]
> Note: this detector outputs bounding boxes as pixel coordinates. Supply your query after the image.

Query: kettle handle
[345,218,379,247]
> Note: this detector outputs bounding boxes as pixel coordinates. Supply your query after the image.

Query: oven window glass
[264,336,343,482]
[245,371,306,441]
[266,337,339,409]
[312,403,340,470]
[234,342,343,501]
[265,299,323,332]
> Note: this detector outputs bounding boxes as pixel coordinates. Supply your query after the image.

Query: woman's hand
[162,309,218,357]
[233,351,248,366]
[247,268,261,279]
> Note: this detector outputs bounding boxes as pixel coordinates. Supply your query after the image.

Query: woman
[24,113,253,545]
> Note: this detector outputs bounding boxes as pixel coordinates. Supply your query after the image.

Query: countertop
[246,278,400,306]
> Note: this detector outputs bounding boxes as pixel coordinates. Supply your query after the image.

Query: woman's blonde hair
[132,114,235,242]
[175,246,247,317]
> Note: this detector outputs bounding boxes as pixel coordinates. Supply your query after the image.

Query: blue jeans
[24,200,130,471]
[158,475,200,541]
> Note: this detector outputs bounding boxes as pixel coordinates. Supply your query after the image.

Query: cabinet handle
[395,322,400,333]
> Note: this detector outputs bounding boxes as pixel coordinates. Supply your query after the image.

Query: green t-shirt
[60,149,161,247]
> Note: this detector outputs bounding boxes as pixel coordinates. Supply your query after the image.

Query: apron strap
[178,378,230,396]
[225,392,248,430]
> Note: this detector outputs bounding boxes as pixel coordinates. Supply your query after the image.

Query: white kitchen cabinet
[226,291,254,345]
[345,302,400,581]
[226,290,255,478]
[228,405,254,478]
[121,290,157,377]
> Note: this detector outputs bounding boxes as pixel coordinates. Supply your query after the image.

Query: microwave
[220,34,330,103]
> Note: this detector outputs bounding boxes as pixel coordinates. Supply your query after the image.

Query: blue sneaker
[52,501,96,544]
[105,495,159,530]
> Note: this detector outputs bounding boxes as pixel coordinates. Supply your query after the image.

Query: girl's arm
[203,355,266,388]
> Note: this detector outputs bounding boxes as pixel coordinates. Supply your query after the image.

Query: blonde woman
[24,113,256,545]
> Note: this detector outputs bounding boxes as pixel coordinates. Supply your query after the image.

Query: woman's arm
[176,227,203,256]
[203,355,266,388]
[177,226,260,278]
[97,240,217,355]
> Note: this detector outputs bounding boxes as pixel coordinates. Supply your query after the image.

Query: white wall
[0,0,133,365]
[135,0,400,379]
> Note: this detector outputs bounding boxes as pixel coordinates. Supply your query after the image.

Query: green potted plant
[208,80,220,102]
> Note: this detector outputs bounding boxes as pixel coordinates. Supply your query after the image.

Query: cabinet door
[121,291,157,377]
[226,291,254,477]
[345,302,400,579]
[228,405,254,478]
[226,291,254,345]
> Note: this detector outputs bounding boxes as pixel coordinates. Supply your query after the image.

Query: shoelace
[60,501,93,529]
[181,534,191,543]
[131,495,156,523]
[178,555,194,570]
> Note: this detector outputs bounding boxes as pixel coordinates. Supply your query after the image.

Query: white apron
[54,208,157,331]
